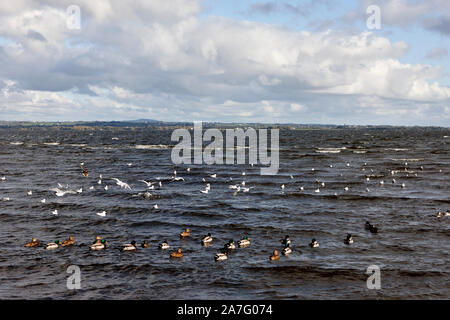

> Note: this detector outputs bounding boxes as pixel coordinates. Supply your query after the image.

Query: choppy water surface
[0,126,449,299]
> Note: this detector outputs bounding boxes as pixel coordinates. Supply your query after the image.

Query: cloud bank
[0,0,449,125]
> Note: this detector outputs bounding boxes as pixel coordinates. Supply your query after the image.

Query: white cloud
[0,0,448,125]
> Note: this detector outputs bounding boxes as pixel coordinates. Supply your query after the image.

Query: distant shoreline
[0,120,448,130]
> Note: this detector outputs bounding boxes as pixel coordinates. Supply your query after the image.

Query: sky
[0,0,449,126]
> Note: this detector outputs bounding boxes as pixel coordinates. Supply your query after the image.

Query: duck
[170,248,183,258]
[122,241,137,251]
[344,234,353,245]
[25,237,40,247]
[180,228,191,238]
[141,240,150,248]
[159,241,170,249]
[61,236,75,247]
[281,243,292,255]
[270,250,280,261]
[201,233,213,244]
[309,238,319,248]
[90,239,107,250]
[214,252,227,261]
[365,222,378,233]
[281,235,291,246]
[237,235,250,247]
[224,240,236,250]
[46,240,60,250]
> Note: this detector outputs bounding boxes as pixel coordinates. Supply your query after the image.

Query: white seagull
[52,209,58,215]
[96,211,107,217]
[50,188,77,197]
[112,178,131,190]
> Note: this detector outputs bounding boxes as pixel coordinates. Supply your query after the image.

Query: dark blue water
[0,126,449,299]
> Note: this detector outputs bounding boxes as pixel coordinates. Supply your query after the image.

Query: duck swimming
[281,243,292,255]
[159,241,170,249]
[61,236,75,247]
[141,240,150,248]
[237,236,250,247]
[46,240,60,250]
[201,233,213,244]
[224,240,236,250]
[25,237,40,247]
[170,248,183,258]
[122,241,137,252]
[91,239,107,250]
[281,235,291,246]
[309,238,319,248]
[365,222,378,233]
[214,252,227,261]
[344,234,353,244]
[180,228,191,238]
[270,250,280,261]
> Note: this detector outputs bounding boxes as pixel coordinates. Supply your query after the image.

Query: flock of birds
[2,159,448,262]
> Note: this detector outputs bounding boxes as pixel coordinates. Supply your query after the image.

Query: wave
[135,144,172,149]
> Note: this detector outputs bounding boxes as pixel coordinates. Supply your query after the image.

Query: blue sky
[0,0,449,125]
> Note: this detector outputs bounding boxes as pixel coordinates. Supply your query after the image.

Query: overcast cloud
[0,0,449,125]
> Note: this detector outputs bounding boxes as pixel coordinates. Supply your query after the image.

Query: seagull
[98,179,102,185]
[379,180,384,185]
[2,197,10,201]
[50,188,77,197]
[172,176,185,182]
[392,179,396,184]
[401,183,406,188]
[27,190,32,196]
[242,172,246,176]
[76,188,83,194]
[96,211,106,217]
[112,178,131,190]
[200,188,209,194]
[104,185,109,191]
[139,180,154,188]
[321,182,325,187]
[311,168,315,171]
[314,188,320,193]
[40,199,46,203]
[241,181,246,186]
[329,164,333,168]
[52,210,58,215]
[366,177,370,181]
[153,204,158,209]
[158,181,162,188]
[187,168,191,172]
[366,188,370,192]
[290,175,294,179]
[347,163,350,167]
[210,174,217,178]
[344,187,349,191]
[205,183,211,190]
[229,184,239,189]
[89,186,94,190]
[1,177,6,181]
[127,163,132,167]
[300,186,304,191]
[281,184,285,190]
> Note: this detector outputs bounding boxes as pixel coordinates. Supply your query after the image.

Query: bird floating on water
[96,211,106,217]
